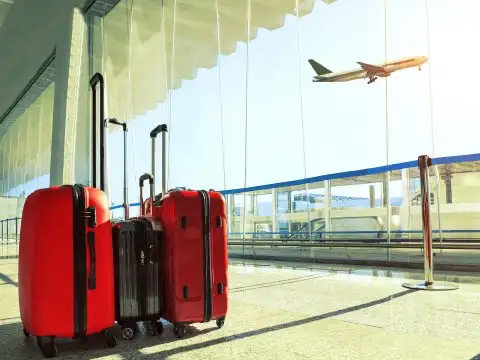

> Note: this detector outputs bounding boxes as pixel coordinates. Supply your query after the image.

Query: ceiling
[0,0,13,28]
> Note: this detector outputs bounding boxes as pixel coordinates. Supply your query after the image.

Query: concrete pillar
[50,8,88,186]
[384,172,391,261]
[441,166,453,204]
[324,180,331,238]
[401,168,411,238]
[369,185,375,208]
[226,194,233,236]
[250,193,255,216]
[382,173,389,208]
[271,188,277,239]
[287,191,292,213]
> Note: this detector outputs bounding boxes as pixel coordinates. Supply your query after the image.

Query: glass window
[0,57,55,220]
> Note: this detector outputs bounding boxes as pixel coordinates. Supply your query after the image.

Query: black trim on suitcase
[87,232,97,290]
[72,184,87,338]
[199,190,213,323]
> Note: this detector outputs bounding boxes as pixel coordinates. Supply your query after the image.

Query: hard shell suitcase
[110,120,164,341]
[18,73,116,358]
[113,215,163,340]
[148,125,228,338]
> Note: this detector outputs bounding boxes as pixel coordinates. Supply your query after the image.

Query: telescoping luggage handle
[89,73,107,192]
[107,118,129,219]
[139,173,154,216]
[150,124,168,198]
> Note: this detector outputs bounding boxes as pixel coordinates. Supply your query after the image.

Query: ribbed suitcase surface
[113,218,163,339]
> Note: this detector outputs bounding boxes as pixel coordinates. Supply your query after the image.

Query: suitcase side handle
[87,232,96,290]
[90,72,107,192]
[139,173,154,216]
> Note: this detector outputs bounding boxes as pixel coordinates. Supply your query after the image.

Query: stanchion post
[402,155,458,291]
[419,155,434,285]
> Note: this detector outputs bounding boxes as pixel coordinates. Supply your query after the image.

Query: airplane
[308,56,428,84]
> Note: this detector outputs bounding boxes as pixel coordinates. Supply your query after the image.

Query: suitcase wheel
[37,336,57,358]
[104,327,117,348]
[121,325,137,340]
[173,324,185,339]
[148,320,164,336]
[216,317,225,329]
[22,327,30,337]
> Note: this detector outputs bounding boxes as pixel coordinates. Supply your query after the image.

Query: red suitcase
[148,125,228,338]
[18,73,116,358]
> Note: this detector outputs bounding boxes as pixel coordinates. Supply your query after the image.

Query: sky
[2,0,480,211]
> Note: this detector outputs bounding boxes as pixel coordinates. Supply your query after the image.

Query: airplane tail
[308,59,332,76]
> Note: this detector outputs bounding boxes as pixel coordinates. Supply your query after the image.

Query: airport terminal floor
[1,258,480,360]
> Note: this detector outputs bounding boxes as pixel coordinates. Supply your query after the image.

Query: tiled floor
[1,259,479,359]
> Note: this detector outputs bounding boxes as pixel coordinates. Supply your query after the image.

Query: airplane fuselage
[313,56,428,83]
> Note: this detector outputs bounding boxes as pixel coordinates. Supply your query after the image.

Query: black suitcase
[108,119,163,340]
[112,216,163,340]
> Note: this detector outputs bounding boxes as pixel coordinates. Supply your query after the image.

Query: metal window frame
[83,0,121,17]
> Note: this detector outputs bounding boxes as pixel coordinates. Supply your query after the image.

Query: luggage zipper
[199,190,213,323]
[72,184,87,338]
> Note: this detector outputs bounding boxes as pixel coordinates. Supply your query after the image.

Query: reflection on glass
[0,60,55,221]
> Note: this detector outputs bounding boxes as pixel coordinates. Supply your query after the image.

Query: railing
[0,217,20,259]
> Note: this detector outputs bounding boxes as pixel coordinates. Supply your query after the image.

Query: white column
[384,171,391,261]
[271,188,277,239]
[401,168,411,239]
[324,180,331,238]
[50,8,87,186]
[226,194,233,237]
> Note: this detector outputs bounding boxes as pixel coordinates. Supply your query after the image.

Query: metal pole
[151,137,156,196]
[419,155,434,284]
[161,130,167,196]
[402,155,458,291]
[123,130,129,219]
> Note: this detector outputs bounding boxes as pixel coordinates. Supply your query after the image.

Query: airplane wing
[357,62,383,73]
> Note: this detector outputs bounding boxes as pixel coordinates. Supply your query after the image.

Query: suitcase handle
[139,173,154,216]
[87,232,96,290]
[150,124,168,199]
[107,118,129,219]
[90,73,107,192]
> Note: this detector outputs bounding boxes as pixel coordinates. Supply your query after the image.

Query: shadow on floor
[0,289,417,359]
[138,289,418,359]
[0,272,18,287]
[230,273,334,293]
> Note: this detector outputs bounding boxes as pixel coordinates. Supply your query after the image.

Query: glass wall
[87,0,480,243]
[0,57,55,258]
[226,156,480,268]
[0,57,55,220]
